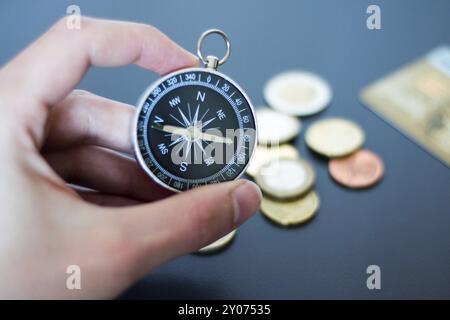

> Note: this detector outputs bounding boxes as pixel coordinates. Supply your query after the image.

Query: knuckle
[137,24,170,73]
[139,23,158,34]
[58,97,79,125]
[57,92,97,144]
[133,22,159,38]
[53,15,92,31]
[53,16,68,30]
[50,16,91,47]
[70,89,92,98]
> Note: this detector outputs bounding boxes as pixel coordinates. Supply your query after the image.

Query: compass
[133,29,257,192]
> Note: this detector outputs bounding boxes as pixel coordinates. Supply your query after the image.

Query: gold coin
[256,107,301,145]
[305,118,365,157]
[246,144,300,178]
[197,230,236,254]
[255,158,315,199]
[260,190,320,226]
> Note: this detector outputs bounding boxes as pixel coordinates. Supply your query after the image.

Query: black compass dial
[135,69,256,192]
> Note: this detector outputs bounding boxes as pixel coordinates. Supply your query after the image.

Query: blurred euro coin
[246,144,300,178]
[305,118,365,157]
[255,158,315,199]
[328,149,384,189]
[260,190,320,226]
[263,70,332,116]
[197,230,237,254]
[256,107,301,145]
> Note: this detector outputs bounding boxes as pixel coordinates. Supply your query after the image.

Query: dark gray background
[1,0,449,299]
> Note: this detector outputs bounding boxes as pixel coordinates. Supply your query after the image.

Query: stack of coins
[254,150,321,226]
[198,69,385,252]
[244,70,332,227]
[263,70,384,188]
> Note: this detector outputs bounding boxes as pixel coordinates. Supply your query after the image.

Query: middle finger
[44,145,173,202]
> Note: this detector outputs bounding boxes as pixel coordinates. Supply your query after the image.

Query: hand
[0,17,261,299]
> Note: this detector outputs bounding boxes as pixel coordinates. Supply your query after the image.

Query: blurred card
[360,46,450,166]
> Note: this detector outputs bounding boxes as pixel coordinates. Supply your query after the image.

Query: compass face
[134,68,257,192]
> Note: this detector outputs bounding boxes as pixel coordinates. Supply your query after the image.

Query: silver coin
[264,70,332,116]
[246,144,300,178]
[256,107,301,145]
[255,158,315,199]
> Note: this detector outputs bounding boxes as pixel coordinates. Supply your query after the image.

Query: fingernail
[232,180,262,225]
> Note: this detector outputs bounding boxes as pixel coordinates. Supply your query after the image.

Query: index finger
[0,16,198,144]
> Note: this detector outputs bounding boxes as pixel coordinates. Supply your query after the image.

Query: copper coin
[328,149,384,189]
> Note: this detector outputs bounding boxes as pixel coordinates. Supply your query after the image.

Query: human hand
[0,17,261,299]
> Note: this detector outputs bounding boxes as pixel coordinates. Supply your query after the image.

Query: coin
[305,118,365,157]
[197,230,237,254]
[328,149,384,189]
[255,158,315,199]
[246,144,300,178]
[256,107,301,145]
[260,190,320,226]
[263,71,332,116]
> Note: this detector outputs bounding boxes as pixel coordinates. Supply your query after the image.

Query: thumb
[108,179,261,270]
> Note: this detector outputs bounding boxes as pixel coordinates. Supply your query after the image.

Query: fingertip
[161,47,199,75]
[185,50,200,68]
[231,180,262,225]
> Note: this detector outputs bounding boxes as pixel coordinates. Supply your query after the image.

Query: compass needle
[154,123,189,136]
[200,131,232,144]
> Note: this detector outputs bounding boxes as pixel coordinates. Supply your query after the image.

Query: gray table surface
[1,0,449,299]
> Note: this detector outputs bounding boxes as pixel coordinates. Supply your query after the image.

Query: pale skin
[0,17,261,299]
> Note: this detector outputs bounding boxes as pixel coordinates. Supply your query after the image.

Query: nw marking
[169,96,181,108]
